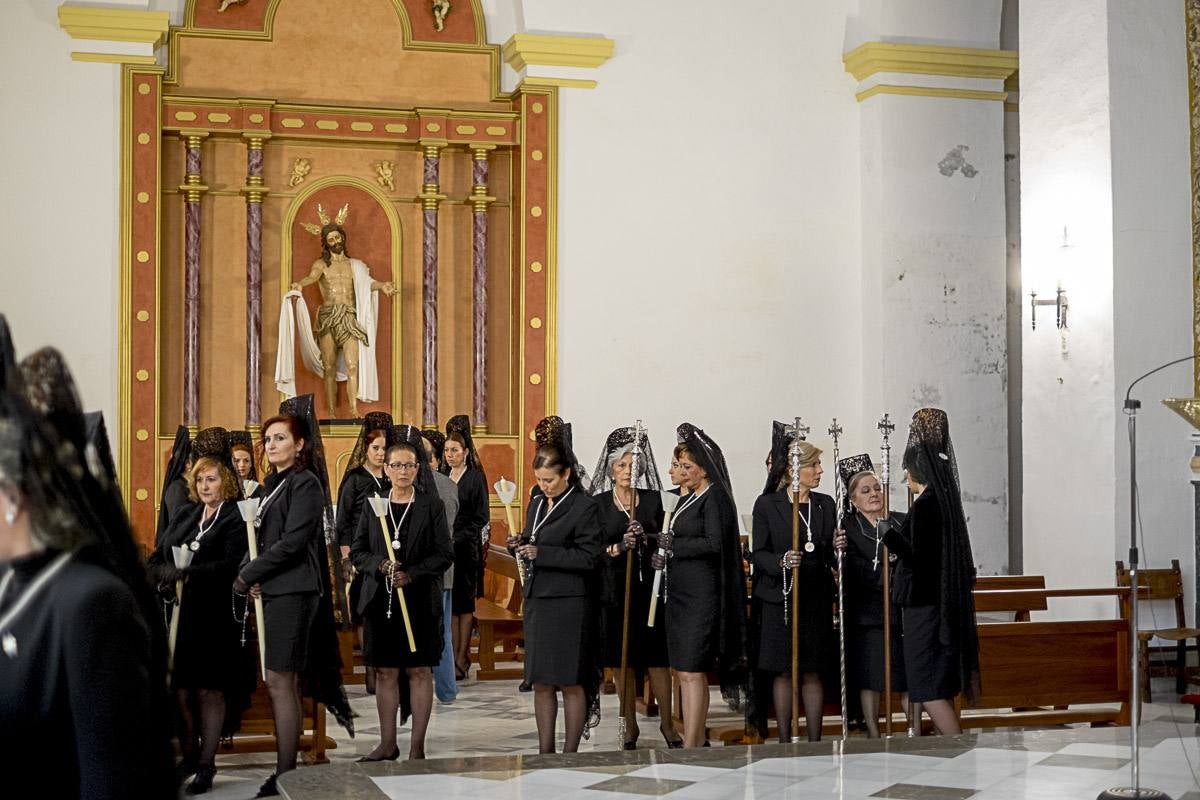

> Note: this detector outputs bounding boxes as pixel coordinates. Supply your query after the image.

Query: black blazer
[239,468,324,596]
[843,509,906,625]
[883,489,942,607]
[450,466,490,547]
[521,488,602,599]
[750,489,836,604]
[350,491,454,615]
[335,467,389,548]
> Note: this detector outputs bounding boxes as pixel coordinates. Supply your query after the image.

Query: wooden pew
[973,575,1048,621]
[959,586,1132,729]
[473,544,525,679]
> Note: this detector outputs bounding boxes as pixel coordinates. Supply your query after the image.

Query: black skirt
[848,624,907,693]
[262,592,318,673]
[754,600,833,674]
[172,581,252,691]
[900,604,958,702]
[451,538,479,615]
[600,559,669,670]
[664,558,719,672]
[362,583,442,668]
[524,595,595,686]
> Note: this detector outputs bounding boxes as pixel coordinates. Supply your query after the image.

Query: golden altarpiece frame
[120,0,558,547]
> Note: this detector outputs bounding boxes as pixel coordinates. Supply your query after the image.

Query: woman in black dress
[352,427,453,760]
[0,338,175,799]
[234,407,330,797]
[837,453,907,738]
[150,444,250,793]
[157,425,194,546]
[443,414,489,680]
[589,426,681,749]
[507,416,601,753]
[882,408,981,736]
[750,427,840,742]
[335,412,392,692]
[652,423,747,748]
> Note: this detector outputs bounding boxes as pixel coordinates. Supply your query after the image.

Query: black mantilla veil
[420,428,446,467]
[763,420,793,496]
[837,453,875,516]
[158,425,193,541]
[676,423,749,716]
[534,415,590,492]
[0,314,16,392]
[228,430,258,482]
[341,411,393,485]
[532,414,599,735]
[444,413,482,471]
[588,425,663,496]
[903,407,981,704]
[388,423,435,495]
[192,426,245,500]
[276,394,355,735]
[13,348,176,789]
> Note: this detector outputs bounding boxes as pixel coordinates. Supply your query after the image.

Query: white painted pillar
[848,2,1012,574]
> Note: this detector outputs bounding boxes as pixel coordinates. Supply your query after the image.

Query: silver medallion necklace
[0,550,75,659]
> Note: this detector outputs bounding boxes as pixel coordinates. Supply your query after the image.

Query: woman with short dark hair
[507,416,601,753]
[352,428,453,761]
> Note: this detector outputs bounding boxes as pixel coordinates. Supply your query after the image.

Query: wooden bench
[959,586,1132,729]
[974,575,1048,621]
[473,544,525,680]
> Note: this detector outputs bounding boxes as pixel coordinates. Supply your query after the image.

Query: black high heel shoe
[185,764,216,795]
[622,735,639,750]
[660,725,683,748]
[356,746,401,762]
[254,774,278,798]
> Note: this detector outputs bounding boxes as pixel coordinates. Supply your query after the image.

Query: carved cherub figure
[218,0,246,12]
[432,0,451,31]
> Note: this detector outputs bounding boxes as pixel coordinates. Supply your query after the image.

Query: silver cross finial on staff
[785,416,810,442]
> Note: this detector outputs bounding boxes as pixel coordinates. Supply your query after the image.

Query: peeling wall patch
[938,145,978,178]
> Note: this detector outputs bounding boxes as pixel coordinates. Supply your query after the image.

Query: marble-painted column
[242,135,269,429]
[420,144,445,428]
[180,132,208,429]
[471,145,497,433]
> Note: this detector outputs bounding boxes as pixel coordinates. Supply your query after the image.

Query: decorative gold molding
[843,42,1017,82]
[503,33,614,71]
[855,85,1008,103]
[71,51,158,65]
[58,5,170,47]
[517,76,598,91]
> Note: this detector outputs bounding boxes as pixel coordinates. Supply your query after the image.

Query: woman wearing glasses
[351,428,453,761]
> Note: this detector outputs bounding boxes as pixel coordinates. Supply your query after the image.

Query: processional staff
[617,420,643,747]
[877,413,896,737]
[784,416,809,743]
[829,418,849,743]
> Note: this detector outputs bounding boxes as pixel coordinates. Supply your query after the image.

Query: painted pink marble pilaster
[472,156,489,427]
[422,152,440,427]
[245,146,263,427]
[183,144,202,427]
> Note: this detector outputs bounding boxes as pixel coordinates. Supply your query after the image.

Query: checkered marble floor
[191,675,1200,799]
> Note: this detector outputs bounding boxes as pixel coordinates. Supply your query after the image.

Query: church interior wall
[3,0,1198,617]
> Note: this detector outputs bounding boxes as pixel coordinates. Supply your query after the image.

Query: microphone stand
[1098,353,1196,800]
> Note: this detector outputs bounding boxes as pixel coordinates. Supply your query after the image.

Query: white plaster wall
[519,0,866,514]
[0,1,126,444]
[855,1,1010,574]
[1020,0,1115,618]
[1108,0,1194,627]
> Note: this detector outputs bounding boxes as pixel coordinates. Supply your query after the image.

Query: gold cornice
[843,42,1017,82]
[502,33,614,71]
[855,85,1008,103]
[58,5,170,47]
[70,52,158,65]
[517,77,597,91]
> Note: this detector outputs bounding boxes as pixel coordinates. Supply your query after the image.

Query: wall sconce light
[1030,286,1068,330]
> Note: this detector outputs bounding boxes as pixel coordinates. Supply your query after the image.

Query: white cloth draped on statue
[274,259,381,402]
